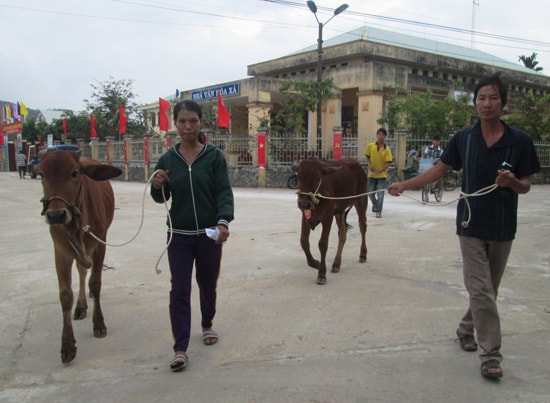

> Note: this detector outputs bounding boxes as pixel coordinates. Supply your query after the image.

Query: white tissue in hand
[205,227,220,240]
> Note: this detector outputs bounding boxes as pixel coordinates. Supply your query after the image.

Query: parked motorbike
[287,171,299,189]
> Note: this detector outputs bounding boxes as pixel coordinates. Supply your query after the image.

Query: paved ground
[0,172,549,403]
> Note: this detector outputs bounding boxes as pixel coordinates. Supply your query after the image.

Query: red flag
[90,114,97,138]
[217,92,230,128]
[62,119,68,135]
[333,131,342,159]
[257,132,266,168]
[119,104,127,134]
[159,98,170,131]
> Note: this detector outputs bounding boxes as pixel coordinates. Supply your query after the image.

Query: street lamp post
[307,1,348,157]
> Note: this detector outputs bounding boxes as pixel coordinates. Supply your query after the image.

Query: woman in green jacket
[151,100,234,372]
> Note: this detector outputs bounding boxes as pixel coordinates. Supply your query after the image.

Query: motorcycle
[287,171,299,189]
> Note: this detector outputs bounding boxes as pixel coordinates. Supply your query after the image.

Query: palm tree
[518,52,543,72]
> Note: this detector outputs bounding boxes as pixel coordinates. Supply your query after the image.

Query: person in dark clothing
[388,74,540,379]
[151,100,234,372]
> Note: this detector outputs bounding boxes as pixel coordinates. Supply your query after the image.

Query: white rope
[83,169,172,274]
[299,183,499,229]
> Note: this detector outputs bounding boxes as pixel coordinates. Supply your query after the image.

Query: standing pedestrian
[365,128,393,218]
[16,150,27,179]
[388,73,540,378]
[151,100,234,372]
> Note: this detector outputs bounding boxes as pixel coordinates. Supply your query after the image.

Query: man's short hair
[473,73,508,108]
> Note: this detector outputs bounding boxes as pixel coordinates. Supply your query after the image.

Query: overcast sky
[1,0,549,112]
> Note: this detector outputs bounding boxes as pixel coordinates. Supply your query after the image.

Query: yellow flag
[19,101,29,116]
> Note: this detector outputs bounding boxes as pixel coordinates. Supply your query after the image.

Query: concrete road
[1,173,549,403]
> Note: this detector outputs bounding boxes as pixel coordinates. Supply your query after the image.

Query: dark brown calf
[36,150,122,363]
[295,158,368,285]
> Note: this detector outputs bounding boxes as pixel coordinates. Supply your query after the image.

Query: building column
[324,95,342,158]
[246,102,271,137]
[356,90,384,161]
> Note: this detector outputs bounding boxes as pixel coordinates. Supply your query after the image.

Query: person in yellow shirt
[365,128,393,218]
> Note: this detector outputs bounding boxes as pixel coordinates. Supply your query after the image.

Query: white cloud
[1,0,548,111]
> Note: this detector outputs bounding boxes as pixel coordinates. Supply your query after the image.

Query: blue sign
[192,83,240,102]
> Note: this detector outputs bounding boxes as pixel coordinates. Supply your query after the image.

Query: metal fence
[80,133,550,169]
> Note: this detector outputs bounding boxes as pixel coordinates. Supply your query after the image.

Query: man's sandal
[170,353,188,372]
[481,359,503,379]
[456,330,478,352]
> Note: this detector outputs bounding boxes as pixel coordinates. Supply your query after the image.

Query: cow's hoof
[316,277,327,285]
[359,256,367,263]
[94,327,107,338]
[73,306,87,320]
[61,346,77,364]
[331,266,340,273]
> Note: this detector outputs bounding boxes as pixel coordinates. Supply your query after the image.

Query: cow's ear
[81,165,123,181]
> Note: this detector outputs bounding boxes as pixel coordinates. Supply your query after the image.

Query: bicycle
[443,169,461,191]
[422,180,442,203]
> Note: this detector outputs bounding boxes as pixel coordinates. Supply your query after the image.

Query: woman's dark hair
[173,100,203,121]
[473,73,508,108]
[377,128,388,136]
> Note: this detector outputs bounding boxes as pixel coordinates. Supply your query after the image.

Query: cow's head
[296,159,341,228]
[36,150,122,226]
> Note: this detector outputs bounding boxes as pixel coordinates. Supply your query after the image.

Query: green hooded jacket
[150,143,234,235]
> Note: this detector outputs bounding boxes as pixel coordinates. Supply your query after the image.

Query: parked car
[30,144,80,179]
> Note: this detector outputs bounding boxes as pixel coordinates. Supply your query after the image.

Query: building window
[423,70,429,76]
[412,68,418,75]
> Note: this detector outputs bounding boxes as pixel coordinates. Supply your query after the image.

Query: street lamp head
[334,3,349,16]
[307,0,317,14]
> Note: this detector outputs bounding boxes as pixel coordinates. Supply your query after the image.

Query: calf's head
[36,150,122,225]
[296,159,341,227]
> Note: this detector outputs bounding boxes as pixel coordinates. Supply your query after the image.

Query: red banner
[90,114,97,138]
[257,132,266,168]
[217,92,230,128]
[143,136,149,165]
[333,131,342,160]
[1,121,22,135]
[159,98,170,131]
[119,104,127,134]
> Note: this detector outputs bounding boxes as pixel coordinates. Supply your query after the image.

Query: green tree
[518,52,543,72]
[377,90,472,139]
[504,89,550,140]
[269,79,340,136]
[83,76,146,140]
[22,119,56,143]
[53,111,94,143]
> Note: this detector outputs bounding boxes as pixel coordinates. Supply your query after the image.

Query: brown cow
[35,150,122,363]
[295,158,368,285]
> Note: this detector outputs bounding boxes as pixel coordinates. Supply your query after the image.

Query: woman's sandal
[456,330,478,352]
[170,353,189,372]
[481,359,503,378]
[202,329,219,346]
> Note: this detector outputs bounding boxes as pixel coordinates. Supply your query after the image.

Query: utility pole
[471,0,479,48]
